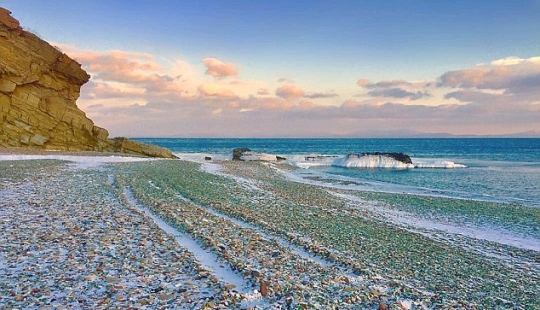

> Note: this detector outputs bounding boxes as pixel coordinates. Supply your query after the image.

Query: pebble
[0,162,234,309]
[2,158,538,309]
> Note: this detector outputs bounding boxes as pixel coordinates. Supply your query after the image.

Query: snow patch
[0,154,153,169]
[122,187,253,293]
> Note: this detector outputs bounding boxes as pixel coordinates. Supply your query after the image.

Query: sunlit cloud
[439,56,540,92]
[356,78,370,87]
[275,84,305,99]
[58,44,539,137]
[202,57,238,77]
[257,88,270,95]
[197,83,237,98]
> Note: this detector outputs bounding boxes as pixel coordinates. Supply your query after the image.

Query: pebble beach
[1,154,539,309]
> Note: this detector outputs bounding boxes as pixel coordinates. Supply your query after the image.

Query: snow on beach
[0,160,246,309]
[0,153,154,168]
[1,154,539,308]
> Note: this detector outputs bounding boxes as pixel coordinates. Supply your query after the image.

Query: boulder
[232,148,285,162]
[109,137,176,159]
[233,148,252,160]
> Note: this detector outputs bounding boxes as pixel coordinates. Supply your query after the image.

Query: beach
[1,154,539,309]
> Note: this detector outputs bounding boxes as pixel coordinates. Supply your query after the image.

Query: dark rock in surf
[233,148,285,161]
[350,152,413,164]
[233,148,252,161]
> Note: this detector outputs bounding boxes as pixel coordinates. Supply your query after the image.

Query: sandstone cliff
[0,8,176,158]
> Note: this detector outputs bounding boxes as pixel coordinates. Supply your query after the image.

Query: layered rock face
[0,8,175,158]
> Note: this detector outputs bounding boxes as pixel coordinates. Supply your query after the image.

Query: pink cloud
[257,88,270,95]
[275,84,305,99]
[81,81,145,99]
[356,78,370,87]
[60,44,539,137]
[197,83,236,98]
[439,56,540,92]
[202,58,238,77]
[62,47,197,103]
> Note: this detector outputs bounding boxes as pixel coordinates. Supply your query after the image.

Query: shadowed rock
[349,152,413,164]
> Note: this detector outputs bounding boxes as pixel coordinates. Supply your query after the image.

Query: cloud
[444,90,499,103]
[356,78,370,87]
[60,44,539,137]
[197,83,237,98]
[68,49,163,84]
[202,57,238,77]
[359,79,411,89]
[61,46,197,104]
[275,84,305,99]
[278,77,295,83]
[81,80,145,99]
[367,88,430,100]
[257,88,270,95]
[304,92,340,99]
[439,56,540,93]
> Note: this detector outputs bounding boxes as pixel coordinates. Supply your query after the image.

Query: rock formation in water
[0,8,175,158]
[232,148,286,161]
[349,152,413,164]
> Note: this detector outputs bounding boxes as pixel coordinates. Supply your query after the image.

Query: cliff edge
[0,8,176,158]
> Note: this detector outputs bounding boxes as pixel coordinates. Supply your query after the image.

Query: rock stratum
[0,8,176,158]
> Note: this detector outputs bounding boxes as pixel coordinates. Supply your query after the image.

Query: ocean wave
[171,152,466,169]
[289,154,466,169]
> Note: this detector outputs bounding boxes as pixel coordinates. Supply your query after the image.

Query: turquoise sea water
[134,138,540,208]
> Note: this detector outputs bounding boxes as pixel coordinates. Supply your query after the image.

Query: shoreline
[1,155,539,308]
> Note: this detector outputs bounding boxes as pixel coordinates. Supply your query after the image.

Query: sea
[134,138,540,208]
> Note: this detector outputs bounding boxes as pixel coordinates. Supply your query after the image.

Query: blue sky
[2,0,540,137]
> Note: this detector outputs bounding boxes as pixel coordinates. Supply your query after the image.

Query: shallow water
[137,138,540,208]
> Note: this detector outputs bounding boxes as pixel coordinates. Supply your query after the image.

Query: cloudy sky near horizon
[3,0,540,137]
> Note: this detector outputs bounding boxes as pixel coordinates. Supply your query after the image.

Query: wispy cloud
[304,92,340,99]
[367,88,430,100]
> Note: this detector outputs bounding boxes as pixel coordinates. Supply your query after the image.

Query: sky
[2,0,540,137]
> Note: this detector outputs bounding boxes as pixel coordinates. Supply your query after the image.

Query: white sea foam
[284,154,465,169]
[333,155,415,169]
[171,152,466,170]
[413,159,467,169]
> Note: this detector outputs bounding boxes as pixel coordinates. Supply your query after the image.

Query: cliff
[0,8,176,158]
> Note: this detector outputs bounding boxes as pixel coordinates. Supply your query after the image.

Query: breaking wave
[289,154,466,169]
